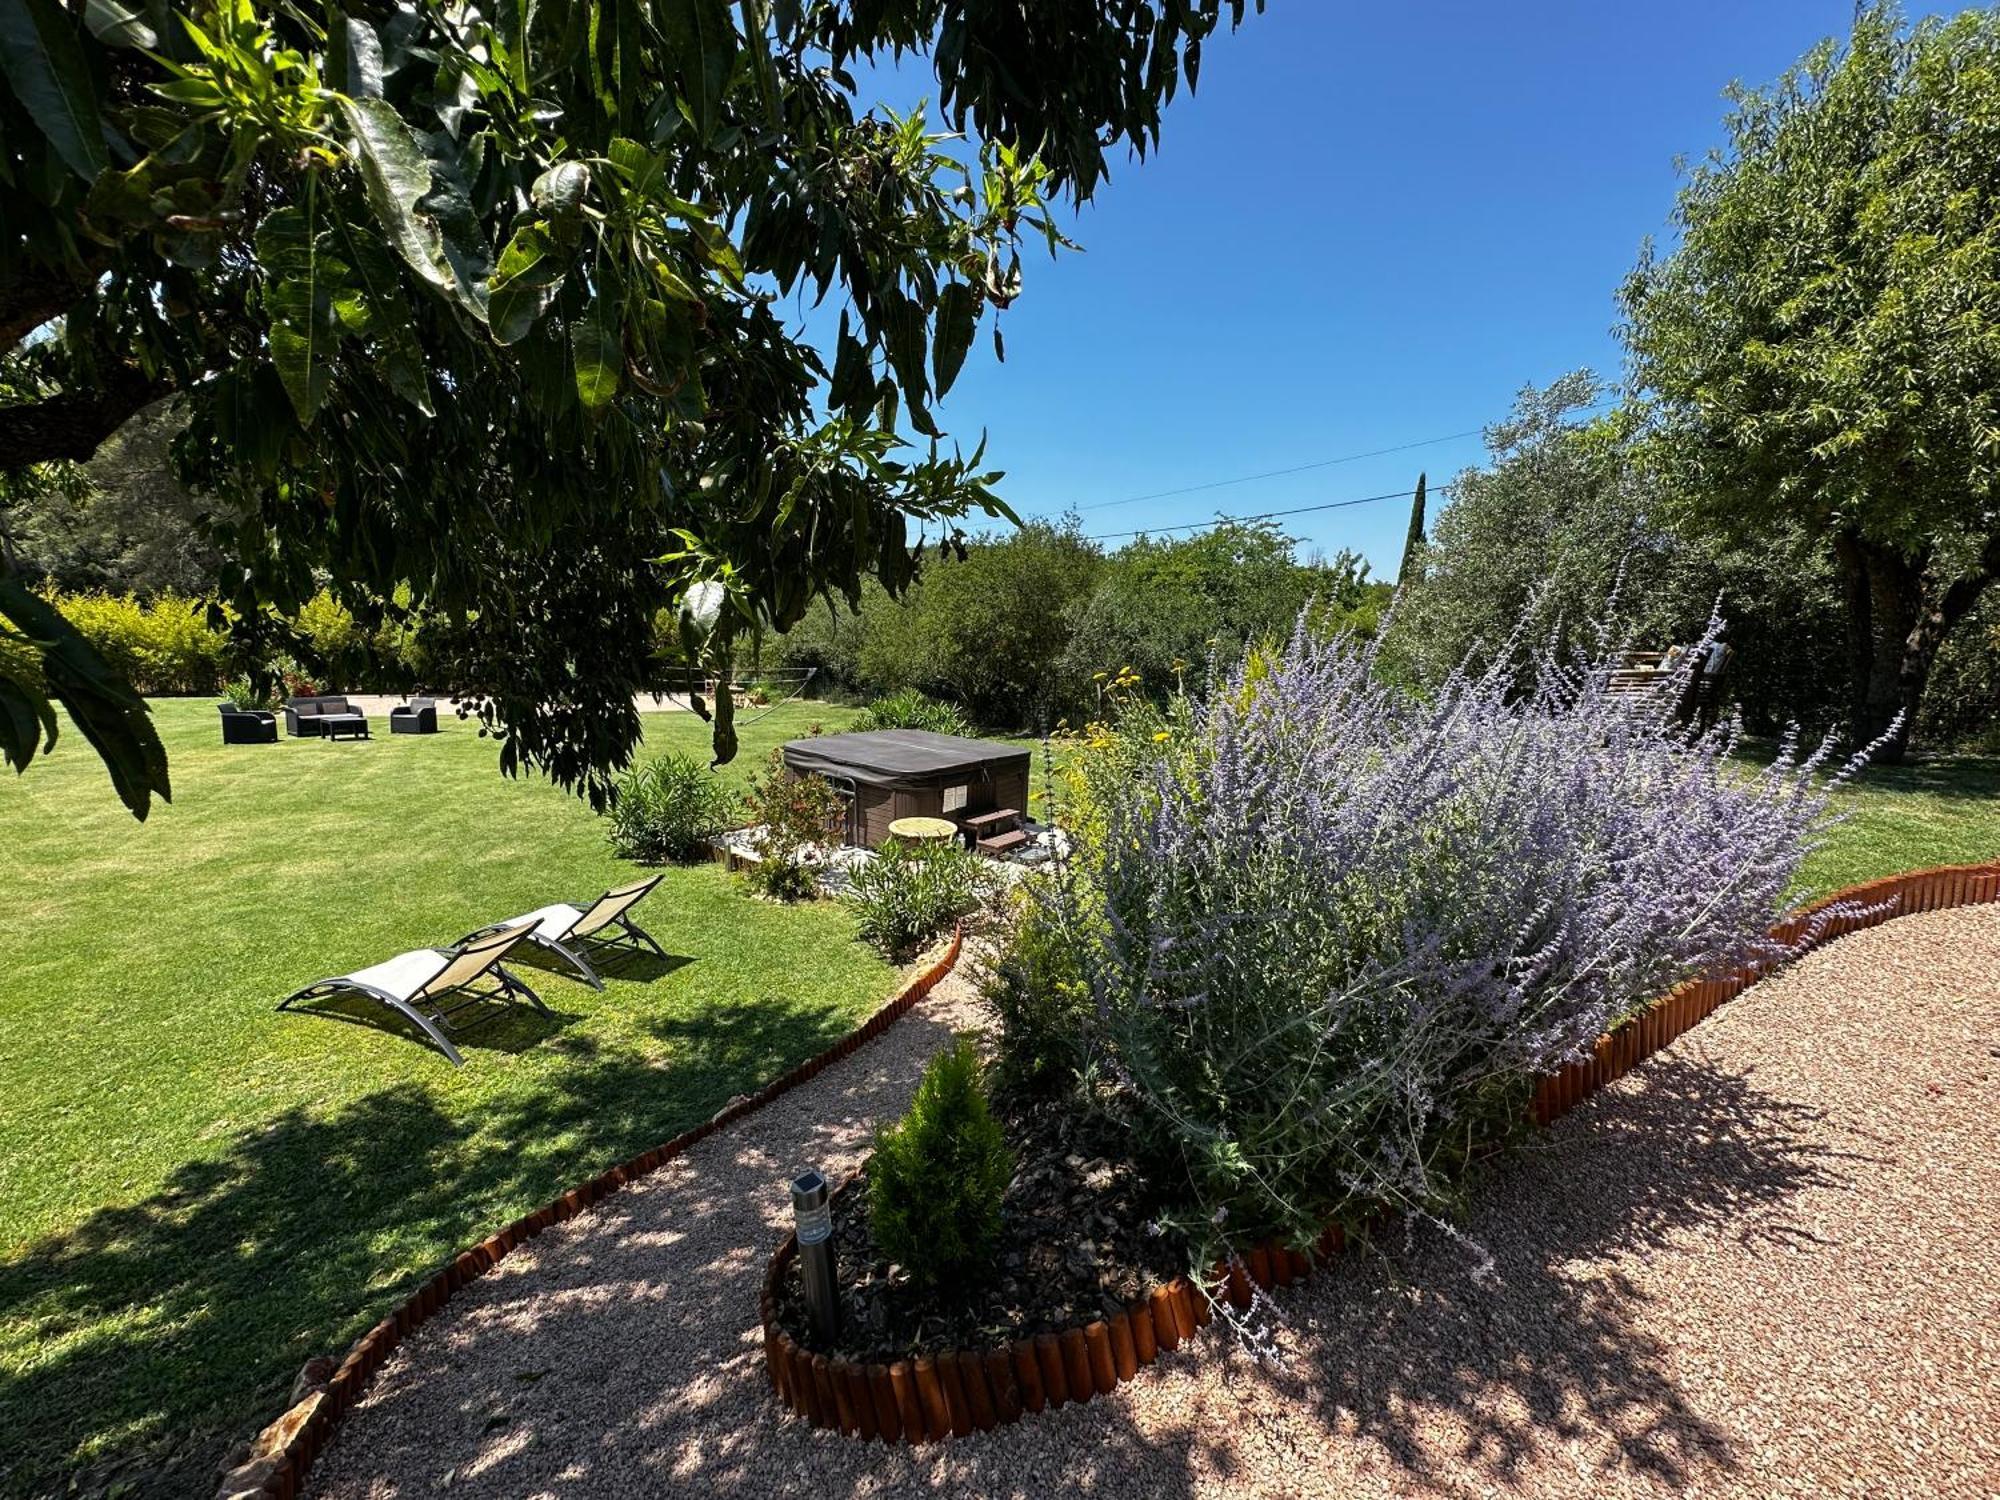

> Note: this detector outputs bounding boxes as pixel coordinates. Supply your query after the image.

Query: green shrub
[608,753,735,863]
[54,590,229,693]
[220,676,278,711]
[853,687,974,737]
[742,749,845,900]
[983,876,1099,1095]
[848,839,996,960]
[291,587,364,690]
[867,1038,1013,1290]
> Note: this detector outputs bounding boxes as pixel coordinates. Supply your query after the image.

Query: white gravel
[308,906,2000,1499]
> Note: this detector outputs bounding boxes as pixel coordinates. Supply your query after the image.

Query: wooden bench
[962,807,1028,857]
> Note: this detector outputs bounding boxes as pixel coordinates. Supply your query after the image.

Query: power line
[1076,429,1485,512]
[1073,398,1624,515]
[1083,484,1449,543]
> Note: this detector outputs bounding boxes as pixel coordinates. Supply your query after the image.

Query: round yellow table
[887,815,960,846]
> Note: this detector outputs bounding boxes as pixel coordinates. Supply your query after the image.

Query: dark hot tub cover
[780,729,1030,789]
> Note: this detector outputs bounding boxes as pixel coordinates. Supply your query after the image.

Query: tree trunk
[1835,533,1999,764]
[1832,531,1875,748]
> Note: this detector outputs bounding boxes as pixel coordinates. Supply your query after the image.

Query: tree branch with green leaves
[1,0,1262,812]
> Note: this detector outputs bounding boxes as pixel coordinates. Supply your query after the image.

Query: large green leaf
[336,96,455,299]
[487,221,572,344]
[571,295,622,410]
[256,203,344,422]
[931,280,978,397]
[329,11,384,98]
[658,0,736,143]
[333,219,434,414]
[0,0,111,180]
[81,0,155,49]
[0,630,58,774]
[0,578,171,820]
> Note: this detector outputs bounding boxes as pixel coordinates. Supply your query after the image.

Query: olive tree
[1389,373,1848,736]
[0,0,1263,813]
[1621,3,2000,759]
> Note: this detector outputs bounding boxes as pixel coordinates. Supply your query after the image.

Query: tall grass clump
[1033,615,1871,1263]
[853,687,973,737]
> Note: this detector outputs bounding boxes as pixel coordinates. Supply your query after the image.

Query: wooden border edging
[760,860,2000,1445]
[239,927,966,1500]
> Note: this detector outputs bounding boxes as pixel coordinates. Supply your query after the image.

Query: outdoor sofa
[391,697,439,734]
[285,695,369,739]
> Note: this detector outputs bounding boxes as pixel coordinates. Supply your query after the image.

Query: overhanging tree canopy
[0,0,1262,812]
[1620,3,2000,759]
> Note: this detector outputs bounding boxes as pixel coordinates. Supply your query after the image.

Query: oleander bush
[742,750,845,901]
[852,687,974,737]
[607,753,735,864]
[1017,612,1868,1264]
[867,1038,1013,1290]
[220,677,279,712]
[848,839,997,961]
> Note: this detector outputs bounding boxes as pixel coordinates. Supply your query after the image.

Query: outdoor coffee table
[322,714,371,742]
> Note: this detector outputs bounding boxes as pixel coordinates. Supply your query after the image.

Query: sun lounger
[455,875,666,990]
[277,920,545,1065]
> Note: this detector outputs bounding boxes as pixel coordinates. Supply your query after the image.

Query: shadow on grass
[277,990,583,1059]
[1849,752,2000,803]
[5,1022,1850,1500]
[0,986,860,1500]
[1738,737,2000,804]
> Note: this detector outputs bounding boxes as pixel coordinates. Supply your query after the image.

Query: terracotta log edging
[250,927,965,1500]
[760,860,2000,1444]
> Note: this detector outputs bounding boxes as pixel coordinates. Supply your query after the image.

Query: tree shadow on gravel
[404,1051,1851,1500]
[1225,1052,1861,1494]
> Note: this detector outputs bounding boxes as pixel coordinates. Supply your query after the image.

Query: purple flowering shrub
[1034,616,1870,1260]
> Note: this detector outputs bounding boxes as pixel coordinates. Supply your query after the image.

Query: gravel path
[308,906,2000,1500]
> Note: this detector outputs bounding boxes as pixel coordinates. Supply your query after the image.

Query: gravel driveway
[308,906,2000,1499]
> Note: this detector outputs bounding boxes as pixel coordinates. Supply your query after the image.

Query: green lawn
[0,698,872,1498]
[1796,748,2000,893]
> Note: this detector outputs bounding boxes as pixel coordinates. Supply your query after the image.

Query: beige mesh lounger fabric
[277,920,545,1066]
[455,874,667,990]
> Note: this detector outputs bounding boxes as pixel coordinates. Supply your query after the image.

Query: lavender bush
[1032,615,1872,1263]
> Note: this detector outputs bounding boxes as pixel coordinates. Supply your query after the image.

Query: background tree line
[772,517,1388,729]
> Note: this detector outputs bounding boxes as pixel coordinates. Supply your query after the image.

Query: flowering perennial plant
[1054,616,1872,1261]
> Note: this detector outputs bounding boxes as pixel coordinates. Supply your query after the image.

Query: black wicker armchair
[218,704,278,744]
[390,697,439,735]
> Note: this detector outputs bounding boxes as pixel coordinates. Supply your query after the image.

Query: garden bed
[770,1087,1188,1362]
[759,861,2000,1445]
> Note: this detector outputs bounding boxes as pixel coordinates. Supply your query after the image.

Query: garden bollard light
[792,1168,840,1343]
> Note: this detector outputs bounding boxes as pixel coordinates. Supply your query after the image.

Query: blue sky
[824,1,1954,579]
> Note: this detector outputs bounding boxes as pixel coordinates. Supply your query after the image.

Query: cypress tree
[1398,473,1429,583]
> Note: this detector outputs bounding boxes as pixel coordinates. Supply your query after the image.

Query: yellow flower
[1152,731,1171,742]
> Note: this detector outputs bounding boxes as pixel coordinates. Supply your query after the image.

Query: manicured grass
[1797,749,2000,894]
[0,698,872,1497]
